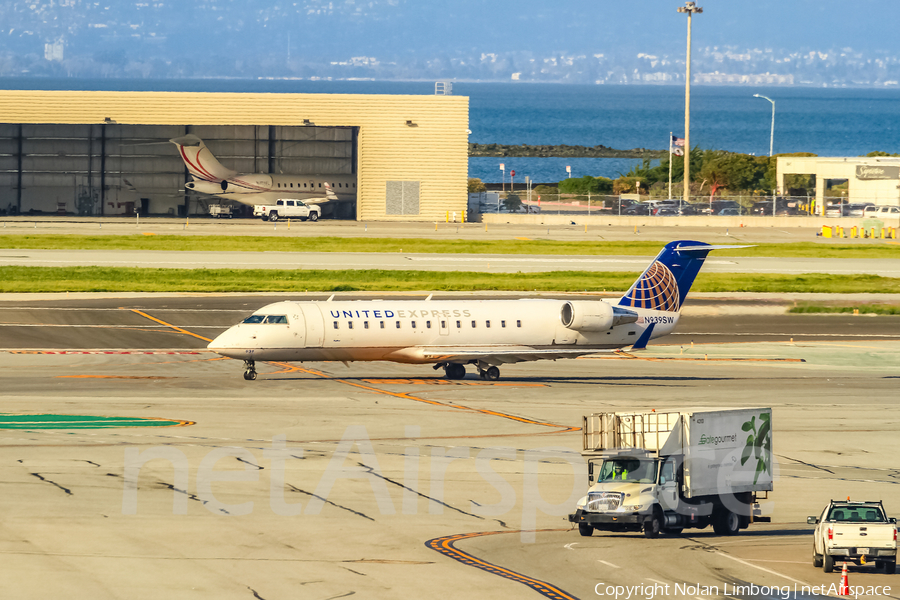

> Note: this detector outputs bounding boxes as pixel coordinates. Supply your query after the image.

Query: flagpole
[668,132,673,202]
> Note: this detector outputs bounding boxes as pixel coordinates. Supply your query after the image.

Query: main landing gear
[436,362,502,381]
[479,366,500,381]
[243,360,257,381]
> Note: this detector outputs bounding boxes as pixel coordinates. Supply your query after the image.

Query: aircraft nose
[207,326,250,356]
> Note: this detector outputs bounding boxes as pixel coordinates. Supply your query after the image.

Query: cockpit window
[242,315,288,324]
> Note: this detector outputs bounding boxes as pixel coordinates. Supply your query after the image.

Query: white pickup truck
[253,199,321,222]
[809,500,897,573]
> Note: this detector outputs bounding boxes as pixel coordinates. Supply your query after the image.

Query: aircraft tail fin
[170,134,238,183]
[618,241,752,313]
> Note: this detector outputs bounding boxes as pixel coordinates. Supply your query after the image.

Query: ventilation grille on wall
[385,181,420,215]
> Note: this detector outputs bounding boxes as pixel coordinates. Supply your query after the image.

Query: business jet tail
[170,134,238,183]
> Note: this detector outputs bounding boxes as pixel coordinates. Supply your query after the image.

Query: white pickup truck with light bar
[809,500,897,573]
[569,408,773,538]
[253,199,321,222]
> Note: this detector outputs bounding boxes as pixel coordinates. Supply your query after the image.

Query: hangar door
[0,123,357,218]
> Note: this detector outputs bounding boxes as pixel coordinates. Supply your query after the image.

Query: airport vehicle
[568,408,773,538]
[170,135,354,206]
[208,240,747,380]
[253,199,321,222]
[809,500,897,573]
[208,203,235,218]
[863,205,900,217]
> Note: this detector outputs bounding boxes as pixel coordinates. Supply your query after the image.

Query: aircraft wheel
[309,212,319,222]
[445,363,466,380]
[243,370,257,381]
[485,366,500,381]
[269,212,279,222]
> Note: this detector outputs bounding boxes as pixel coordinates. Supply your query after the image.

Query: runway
[1,294,899,599]
[3,248,900,276]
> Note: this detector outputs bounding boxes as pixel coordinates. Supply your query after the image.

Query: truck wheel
[712,508,740,536]
[269,212,279,222]
[643,510,662,539]
[261,215,269,222]
[812,546,823,568]
[309,212,319,222]
[578,523,593,537]
[823,554,834,573]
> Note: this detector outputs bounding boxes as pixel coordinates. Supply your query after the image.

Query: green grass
[788,304,900,315]
[3,266,900,294]
[0,234,899,259]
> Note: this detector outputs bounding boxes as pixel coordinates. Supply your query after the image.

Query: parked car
[655,207,681,216]
[809,500,897,573]
[825,203,844,218]
[844,203,875,217]
[718,207,741,216]
[863,205,900,217]
[623,204,652,216]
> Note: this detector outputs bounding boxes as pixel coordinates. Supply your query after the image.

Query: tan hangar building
[0,89,469,221]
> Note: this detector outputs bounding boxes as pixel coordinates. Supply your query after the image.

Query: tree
[503,192,522,213]
[558,175,613,195]
[467,178,486,193]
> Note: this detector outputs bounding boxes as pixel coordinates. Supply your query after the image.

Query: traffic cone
[839,563,849,596]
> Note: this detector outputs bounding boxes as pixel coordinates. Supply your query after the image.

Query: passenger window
[333,321,339,329]
[396,321,401,328]
[411,321,417,328]
[364,321,369,329]
[380,321,385,329]
[501,320,506,328]
[243,315,265,324]
[486,320,491,328]
[471,320,476,328]
[456,320,461,328]
[277,183,281,188]
[303,183,307,188]
[318,183,322,188]
[517,320,522,327]
[440,320,446,328]
[290,183,294,188]
[338,183,342,188]
[348,322,353,330]
[426,321,431,329]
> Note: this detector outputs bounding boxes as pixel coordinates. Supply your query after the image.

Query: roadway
[1,294,899,599]
[3,248,900,276]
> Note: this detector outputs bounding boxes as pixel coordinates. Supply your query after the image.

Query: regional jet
[170,134,357,206]
[209,241,744,381]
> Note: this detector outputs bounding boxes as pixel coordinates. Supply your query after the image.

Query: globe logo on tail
[621,261,680,312]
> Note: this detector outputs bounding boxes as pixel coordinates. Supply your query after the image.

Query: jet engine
[560,301,639,332]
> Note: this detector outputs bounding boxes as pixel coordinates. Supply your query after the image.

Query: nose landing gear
[243,360,257,381]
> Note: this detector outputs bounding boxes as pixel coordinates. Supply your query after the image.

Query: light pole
[677,1,702,208]
[753,94,775,157]
[753,93,776,215]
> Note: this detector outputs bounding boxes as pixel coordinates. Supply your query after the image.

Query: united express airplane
[208,241,743,380]
[170,134,356,206]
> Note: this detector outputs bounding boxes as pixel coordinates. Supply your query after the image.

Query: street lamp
[677,1,702,207]
[753,94,775,157]
[753,93,776,215]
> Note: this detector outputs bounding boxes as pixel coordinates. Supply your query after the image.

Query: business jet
[170,134,356,206]
[208,241,745,381]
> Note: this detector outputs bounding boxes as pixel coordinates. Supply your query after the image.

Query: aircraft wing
[392,345,620,366]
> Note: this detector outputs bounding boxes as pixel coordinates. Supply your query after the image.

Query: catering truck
[568,408,773,538]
